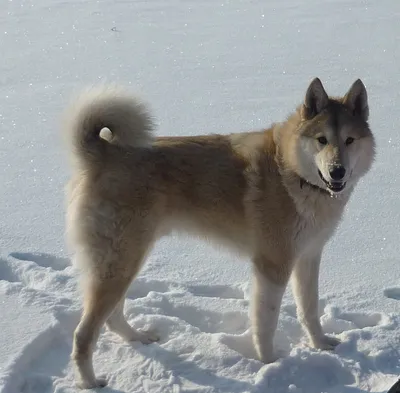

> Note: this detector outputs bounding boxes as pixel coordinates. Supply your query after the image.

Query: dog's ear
[343,79,369,121]
[302,78,329,120]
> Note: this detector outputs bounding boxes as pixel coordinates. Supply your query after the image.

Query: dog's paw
[76,376,108,389]
[312,335,341,350]
[129,329,159,344]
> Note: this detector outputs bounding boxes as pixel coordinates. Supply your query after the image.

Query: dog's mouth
[318,170,346,193]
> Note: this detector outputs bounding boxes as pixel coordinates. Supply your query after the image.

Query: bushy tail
[63,85,154,167]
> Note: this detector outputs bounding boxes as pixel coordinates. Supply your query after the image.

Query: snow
[1,0,400,392]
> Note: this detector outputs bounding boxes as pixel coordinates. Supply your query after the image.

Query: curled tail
[63,85,154,167]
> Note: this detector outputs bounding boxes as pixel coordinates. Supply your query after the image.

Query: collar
[299,177,331,196]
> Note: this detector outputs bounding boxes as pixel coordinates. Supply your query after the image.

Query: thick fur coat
[64,78,375,389]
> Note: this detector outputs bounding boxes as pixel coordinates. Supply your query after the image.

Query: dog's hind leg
[72,276,132,389]
[72,237,154,389]
[106,297,159,343]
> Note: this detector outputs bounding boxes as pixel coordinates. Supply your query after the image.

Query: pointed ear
[343,79,369,121]
[302,78,329,120]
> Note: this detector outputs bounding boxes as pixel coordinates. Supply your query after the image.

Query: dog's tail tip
[99,127,113,142]
[63,85,154,166]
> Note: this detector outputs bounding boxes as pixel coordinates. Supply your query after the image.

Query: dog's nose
[329,166,346,181]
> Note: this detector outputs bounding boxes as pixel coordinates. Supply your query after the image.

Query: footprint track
[321,306,389,335]
[186,283,244,300]
[125,280,248,335]
[10,252,70,271]
[127,278,245,302]
[0,253,75,296]
[384,287,400,300]
[338,312,384,329]
[0,258,21,283]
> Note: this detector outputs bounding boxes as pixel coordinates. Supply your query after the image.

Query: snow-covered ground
[1,0,400,392]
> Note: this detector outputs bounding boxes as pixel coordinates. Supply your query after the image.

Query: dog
[64,78,375,388]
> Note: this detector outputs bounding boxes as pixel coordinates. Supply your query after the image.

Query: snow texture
[1,0,400,392]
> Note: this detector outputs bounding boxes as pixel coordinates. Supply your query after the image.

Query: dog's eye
[317,136,328,145]
[345,137,354,146]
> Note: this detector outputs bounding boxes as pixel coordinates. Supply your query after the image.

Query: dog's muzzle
[318,170,346,193]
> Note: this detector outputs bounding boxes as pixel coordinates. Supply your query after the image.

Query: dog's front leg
[291,250,340,350]
[251,258,290,363]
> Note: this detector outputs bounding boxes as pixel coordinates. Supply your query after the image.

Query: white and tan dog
[64,78,375,388]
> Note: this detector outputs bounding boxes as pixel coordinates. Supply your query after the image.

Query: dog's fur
[64,78,375,389]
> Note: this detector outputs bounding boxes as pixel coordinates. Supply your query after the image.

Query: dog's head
[293,78,375,194]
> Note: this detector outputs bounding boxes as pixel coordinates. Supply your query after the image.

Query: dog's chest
[292,201,343,255]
